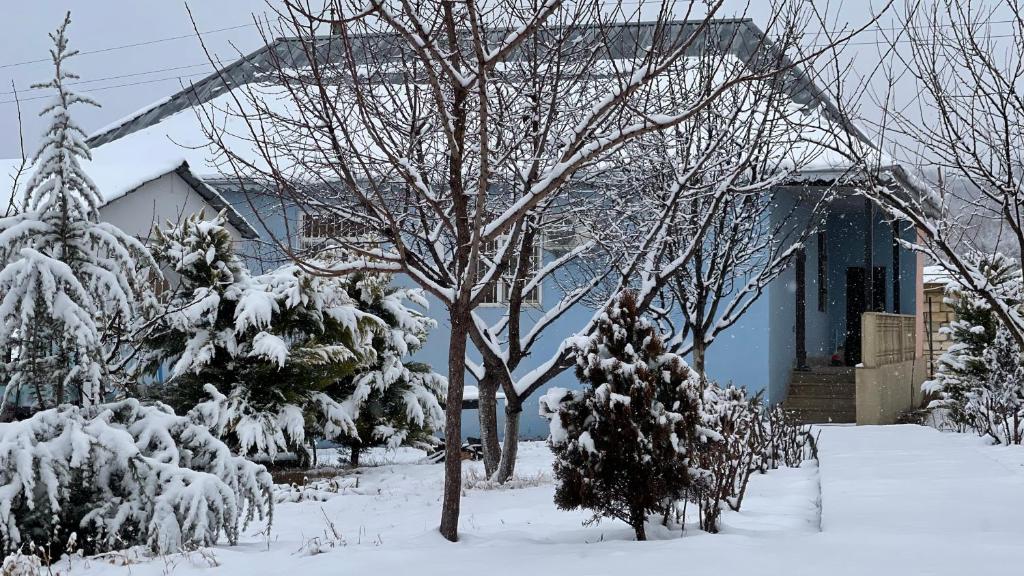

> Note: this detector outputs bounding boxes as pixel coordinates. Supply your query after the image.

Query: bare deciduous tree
[192,0,882,540]
[826,0,1024,349]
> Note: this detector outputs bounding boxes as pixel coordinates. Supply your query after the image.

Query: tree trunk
[477,374,501,477]
[494,399,522,483]
[350,446,360,468]
[439,307,469,542]
[692,335,706,377]
[632,511,647,541]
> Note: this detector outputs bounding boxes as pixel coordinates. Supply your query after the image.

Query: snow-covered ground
[55,426,1024,576]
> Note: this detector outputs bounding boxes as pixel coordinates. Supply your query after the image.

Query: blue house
[86,19,928,438]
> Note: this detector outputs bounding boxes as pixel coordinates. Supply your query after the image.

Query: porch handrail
[861,312,916,368]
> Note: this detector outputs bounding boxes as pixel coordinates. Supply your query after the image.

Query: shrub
[691,387,817,532]
[541,291,717,541]
[964,326,1024,444]
[0,399,273,559]
[924,252,1019,430]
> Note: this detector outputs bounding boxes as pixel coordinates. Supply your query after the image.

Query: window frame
[477,234,543,308]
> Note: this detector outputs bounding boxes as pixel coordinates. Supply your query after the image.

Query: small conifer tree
[541,290,716,540]
[326,272,446,466]
[141,211,379,464]
[925,252,1020,429]
[966,325,1024,444]
[0,13,154,416]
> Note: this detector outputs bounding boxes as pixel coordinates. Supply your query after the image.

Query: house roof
[87,19,866,150]
[80,18,930,209]
[0,155,260,239]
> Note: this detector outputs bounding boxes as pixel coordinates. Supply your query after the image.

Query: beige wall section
[856,359,928,425]
[855,312,928,425]
[97,172,244,243]
[922,282,954,381]
[915,236,926,359]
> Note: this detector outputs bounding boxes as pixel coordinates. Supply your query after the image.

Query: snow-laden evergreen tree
[924,252,1021,430]
[540,290,717,541]
[0,13,154,416]
[326,272,446,466]
[0,398,272,558]
[142,211,392,464]
[964,325,1024,444]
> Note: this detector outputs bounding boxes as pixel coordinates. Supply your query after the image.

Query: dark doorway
[844,266,887,365]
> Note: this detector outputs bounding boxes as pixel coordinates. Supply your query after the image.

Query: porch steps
[783,367,856,424]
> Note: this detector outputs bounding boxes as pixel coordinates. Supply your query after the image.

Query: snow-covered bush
[690,384,817,532]
[142,210,380,464]
[541,290,717,541]
[0,399,273,559]
[924,252,1024,443]
[325,272,446,466]
[0,14,155,417]
[924,252,1020,430]
[0,552,40,576]
[964,326,1024,444]
[691,383,762,532]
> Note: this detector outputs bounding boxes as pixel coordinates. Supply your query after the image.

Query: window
[299,212,373,251]
[477,235,543,307]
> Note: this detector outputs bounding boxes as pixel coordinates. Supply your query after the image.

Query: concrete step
[790,369,855,385]
[788,382,856,399]
[786,408,856,424]
[784,395,855,411]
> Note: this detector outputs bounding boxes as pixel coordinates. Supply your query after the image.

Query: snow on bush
[0,399,273,558]
[690,384,816,532]
[542,290,717,541]
[0,553,40,576]
[925,252,1024,444]
[324,271,447,466]
[965,326,1024,444]
[0,14,155,416]
[542,292,818,536]
[142,211,381,465]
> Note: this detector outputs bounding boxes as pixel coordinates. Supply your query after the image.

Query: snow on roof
[82,61,863,188]
[90,19,840,148]
[923,265,955,286]
[78,18,930,204]
[0,150,259,239]
[1,151,187,208]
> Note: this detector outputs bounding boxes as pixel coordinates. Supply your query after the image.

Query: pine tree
[0,13,153,417]
[142,211,381,464]
[326,272,446,466]
[925,252,1020,430]
[541,290,716,541]
[965,325,1024,444]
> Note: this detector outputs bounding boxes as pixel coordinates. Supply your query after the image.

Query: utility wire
[0,14,1018,104]
[0,22,256,70]
[0,62,214,96]
[0,72,210,105]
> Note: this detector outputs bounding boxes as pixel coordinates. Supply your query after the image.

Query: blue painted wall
[825,204,918,355]
[767,191,831,403]
[216,188,918,438]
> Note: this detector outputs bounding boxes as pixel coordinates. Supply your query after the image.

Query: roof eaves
[174,162,261,240]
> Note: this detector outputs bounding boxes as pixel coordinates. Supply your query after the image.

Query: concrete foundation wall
[855,360,927,424]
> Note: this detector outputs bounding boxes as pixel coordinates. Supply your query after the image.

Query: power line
[0,22,257,70]
[0,62,214,96]
[0,14,1017,105]
[0,71,211,105]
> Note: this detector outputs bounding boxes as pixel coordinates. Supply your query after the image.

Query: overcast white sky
[0,0,960,160]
